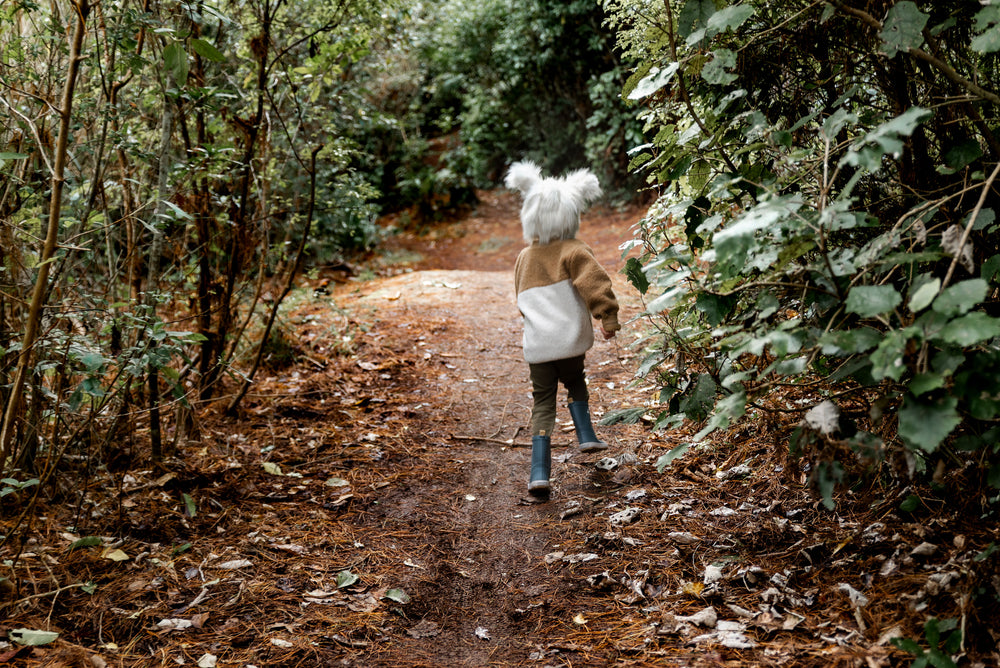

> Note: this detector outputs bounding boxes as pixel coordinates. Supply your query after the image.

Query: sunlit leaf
[627,63,680,100]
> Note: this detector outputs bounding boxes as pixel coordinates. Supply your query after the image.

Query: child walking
[505,161,621,498]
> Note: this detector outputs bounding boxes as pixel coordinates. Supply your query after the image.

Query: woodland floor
[2,191,999,667]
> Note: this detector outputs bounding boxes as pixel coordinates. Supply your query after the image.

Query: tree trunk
[0,0,90,471]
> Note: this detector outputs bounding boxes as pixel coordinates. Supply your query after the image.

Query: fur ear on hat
[561,169,602,207]
[504,161,543,194]
[505,161,602,244]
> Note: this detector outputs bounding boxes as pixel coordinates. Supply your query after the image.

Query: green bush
[607,0,1000,505]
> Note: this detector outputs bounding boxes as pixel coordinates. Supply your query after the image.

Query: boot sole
[528,481,550,496]
[578,442,608,454]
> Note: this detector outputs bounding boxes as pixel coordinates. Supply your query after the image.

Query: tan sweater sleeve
[567,244,620,332]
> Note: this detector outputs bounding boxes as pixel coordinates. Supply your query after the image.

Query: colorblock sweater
[514,238,620,364]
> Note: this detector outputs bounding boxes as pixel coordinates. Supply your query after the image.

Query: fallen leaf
[336,570,359,588]
[156,618,193,631]
[703,565,724,585]
[837,582,870,608]
[474,626,491,640]
[681,581,705,597]
[102,548,130,562]
[384,588,411,604]
[216,559,253,570]
[407,620,440,638]
[270,638,293,648]
[572,613,588,625]
[262,462,283,476]
[9,628,59,646]
[677,606,718,628]
[197,654,217,668]
[609,507,641,526]
[563,552,599,563]
[668,532,700,545]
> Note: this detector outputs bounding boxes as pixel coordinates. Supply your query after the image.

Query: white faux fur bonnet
[505,161,602,244]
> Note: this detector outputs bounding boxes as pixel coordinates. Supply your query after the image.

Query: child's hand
[600,326,616,340]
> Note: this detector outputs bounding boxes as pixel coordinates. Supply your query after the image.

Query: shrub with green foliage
[605,0,1000,505]
[372,0,645,203]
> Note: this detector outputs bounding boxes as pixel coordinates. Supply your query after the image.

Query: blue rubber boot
[569,401,608,453]
[528,434,551,497]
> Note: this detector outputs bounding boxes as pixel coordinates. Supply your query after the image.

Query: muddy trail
[3,191,997,667]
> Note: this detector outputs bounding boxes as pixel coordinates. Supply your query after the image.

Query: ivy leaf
[845,285,902,318]
[910,372,946,397]
[678,373,717,422]
[677,0,716,42]
[880,1,928,58]
[944,139,983,171]
[687,4,756,45]
[934,312,1000,346]
[898,395,960,453]
[932,279,988,317]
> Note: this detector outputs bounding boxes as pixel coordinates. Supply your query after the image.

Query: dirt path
[325,198,649,665]
[9,191,991,667]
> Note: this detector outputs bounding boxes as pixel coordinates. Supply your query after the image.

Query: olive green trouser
[528,355,589,437]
